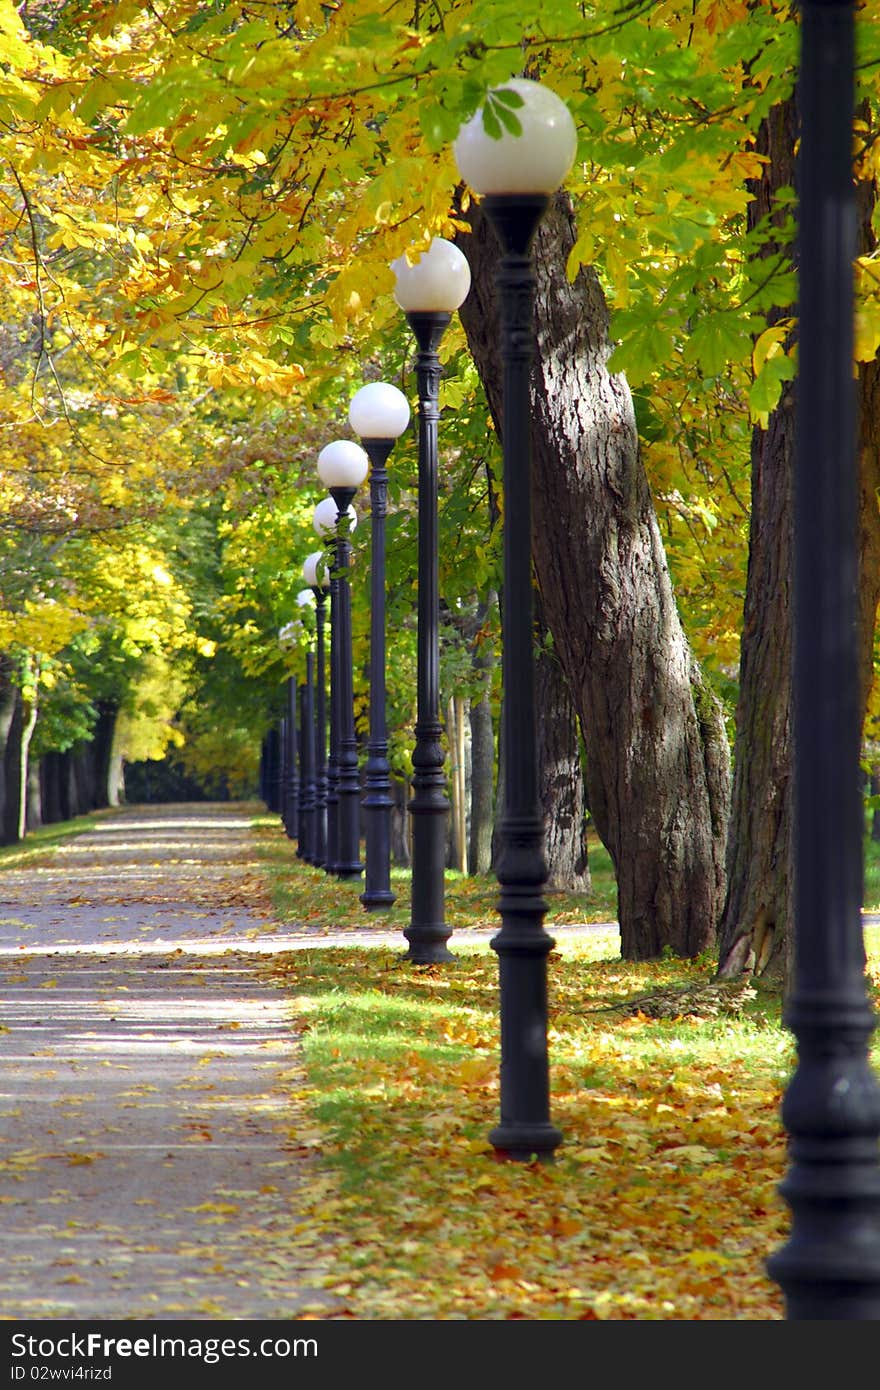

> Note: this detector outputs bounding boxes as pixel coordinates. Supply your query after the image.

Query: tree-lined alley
[2,1,879,976]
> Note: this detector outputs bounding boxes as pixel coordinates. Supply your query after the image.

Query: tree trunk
[466,592,497,876]
[468,687,494,874]
[40,751,64,823]
[0,658,24,846]
[63,750,79,820]
[107,748,125,806]
[536,602,590,893]
[715,405,795,979]
[18,689,38,841]
[446,695,469,871]
[717,96,880,980]
[72,742,96,812]
[26,757,43,830]
[390,774,411,866]
[91,701,118,809]
[457,197,730,958]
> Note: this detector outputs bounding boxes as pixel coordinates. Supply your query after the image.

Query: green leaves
[478,85,524,140]
[608,310,676,387]
[682,313,752,381]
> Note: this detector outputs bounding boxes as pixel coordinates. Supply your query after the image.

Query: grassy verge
[0,811,100,868]
[254,823,880,1319]
[252,816,619,932]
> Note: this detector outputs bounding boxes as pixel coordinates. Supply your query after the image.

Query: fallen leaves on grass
[265,944,795,1320]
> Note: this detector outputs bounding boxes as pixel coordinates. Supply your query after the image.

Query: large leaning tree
[458,196,731,960]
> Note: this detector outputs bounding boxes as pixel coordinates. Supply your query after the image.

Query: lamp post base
[334,862,363,881]
[489,1120,562,1164]
[401,930,456,965]
[362,889,396,911]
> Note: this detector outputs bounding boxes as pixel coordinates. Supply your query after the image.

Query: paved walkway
[0,803,344,1321]
[0,801,621,1322]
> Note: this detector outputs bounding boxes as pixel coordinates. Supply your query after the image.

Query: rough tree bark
[717,96,880,981]
[0,657,24,846]
[535,597,590,893]
[17,688,37,841]
[90,701,119,809]
[457,196,730,959]
[26,759,42,830]
[468,591,496,876]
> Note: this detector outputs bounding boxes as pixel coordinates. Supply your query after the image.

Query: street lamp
[278,621,300,842]
[295,588,317,863]
[391,236,471,962]
[317,440,369,880]
[313,495,356,874]
[452,76,576,1161]
[304,551,330,869]
[764,0,880,1318]
[349,381,411,911]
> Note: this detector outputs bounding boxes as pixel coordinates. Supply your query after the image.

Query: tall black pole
[283,677,299,840]
[324,564,340,874]
[329,484,363,879]
[403,312,454,962]
[296,681,308,859]
[361,437,397,911]
[301,652,317,864]
[482,193,561,1162]
[312,584,329,868]
[766,0,880,1317]
[273,723,284,817]
[278,715,288,827]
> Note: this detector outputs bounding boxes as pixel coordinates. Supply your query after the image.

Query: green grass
[0,810,101,868]
[254,812,880,932]
[253,816,619,930]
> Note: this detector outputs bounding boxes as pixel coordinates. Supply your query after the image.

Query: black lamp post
[296,675,309,859]
[453,77,577,1161]
[391,237,471,962]
[313,495,353,875]
[292,588,317,864]
[278,623,300,842]
[764,0,880,1319]
[283,680,299,840]
[300,645,317,864]
[317,441,369,880]
[278,713,288,826]
[304,550,330,869]
[349,380,412,912]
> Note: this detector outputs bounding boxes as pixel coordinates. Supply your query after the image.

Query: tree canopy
[2,1,879,945]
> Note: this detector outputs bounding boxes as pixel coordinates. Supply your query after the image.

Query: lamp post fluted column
[304,552,330,870]
[314,585,328,867]
[361,434,397,909]
[764,0,880,1319]
[406,314,452,957]
[484,193,561,1161]
[296,677,308,859]
[350,382,411,912]
[328,483,363,879]
[392,239,471,962]
[313,496,350,875]
[325,573,340,872]
[453,78,576,1160]
[318,440,368,881]
[300,650,317,863]
[283,677,299,841]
